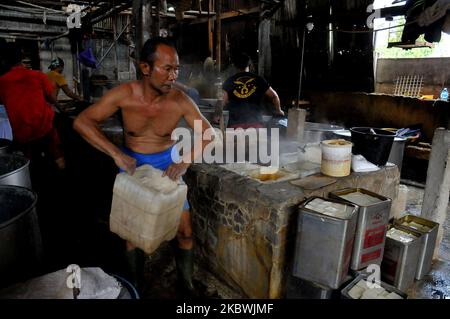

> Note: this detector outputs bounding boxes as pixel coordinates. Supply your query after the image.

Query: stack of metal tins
[329,188,391,271]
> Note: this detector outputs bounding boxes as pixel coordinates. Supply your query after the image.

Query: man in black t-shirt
[214,53,284,128]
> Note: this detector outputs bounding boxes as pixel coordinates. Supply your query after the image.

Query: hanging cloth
[402,0,448,43]
[78,40,97,69]
[417,0,450,26]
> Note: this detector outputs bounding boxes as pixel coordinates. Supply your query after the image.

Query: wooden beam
[0,19,66,34]
[405,145,431,161]
[190,6,260,25]
[90,1,132,25]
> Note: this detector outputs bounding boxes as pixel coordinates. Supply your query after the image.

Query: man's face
[142,44,179,95]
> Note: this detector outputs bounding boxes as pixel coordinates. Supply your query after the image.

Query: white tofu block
[386,292,403,299]
[348,285,365,299]
[355,279,369,289]
[361,289,380,299]
[381,290,390,297]
[364,287,385,297]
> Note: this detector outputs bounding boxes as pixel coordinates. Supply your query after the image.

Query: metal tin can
[381,224,421,292]
[394,215,439,280]
[293,197,358,289]
[329,188,391,270]
[341,273,408,299]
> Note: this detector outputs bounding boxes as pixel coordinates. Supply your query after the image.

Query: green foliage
[375,46,434,58]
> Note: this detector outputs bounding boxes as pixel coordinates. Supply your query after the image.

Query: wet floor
[409,260,450,299]
[404,185,450,299]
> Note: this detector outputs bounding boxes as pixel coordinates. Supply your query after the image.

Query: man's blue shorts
[121,145,190,211]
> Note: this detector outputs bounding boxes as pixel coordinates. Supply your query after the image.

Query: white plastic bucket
[320,139,352,177]
[110,165,187,254]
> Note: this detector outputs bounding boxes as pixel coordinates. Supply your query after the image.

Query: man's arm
[163,94,215,180]
[73,85,136,174]
[265,87,284,116]
[61,85,83,101]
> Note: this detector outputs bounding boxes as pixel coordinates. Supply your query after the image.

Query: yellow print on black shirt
[233,76,257,98]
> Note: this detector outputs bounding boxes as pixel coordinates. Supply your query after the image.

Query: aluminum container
[0,154,31,189]
[330,188,391,270]
[381,224,421,292]
[394,215,439,280]
[341,273,408,299]
[293,197,358,289]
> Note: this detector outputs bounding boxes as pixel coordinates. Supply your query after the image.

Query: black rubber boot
[125,248,145,295]
[173,246,197,298]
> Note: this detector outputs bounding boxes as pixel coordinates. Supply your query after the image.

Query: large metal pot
[0,185,43,288]
[302,122,344,144]
[0,138,11,155]
[0,154,31,188]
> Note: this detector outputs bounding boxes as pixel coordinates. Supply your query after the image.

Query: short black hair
[140,37,176,66]
[232,52,251,70]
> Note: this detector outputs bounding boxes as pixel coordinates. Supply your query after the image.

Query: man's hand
[163,162,190,181]
[113,152,137,175]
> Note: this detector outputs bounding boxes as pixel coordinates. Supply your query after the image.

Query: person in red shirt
[0,43,65,169]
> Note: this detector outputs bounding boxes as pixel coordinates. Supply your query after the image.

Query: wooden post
[214,0,221,72]
[141,0,152,45]
[258,17,271,80]
[113,14,119,81]
[132,0,142,62]
[152,0,160,38]
[133,0,152,64]
[208,0,213,57]
[132,0,152,80]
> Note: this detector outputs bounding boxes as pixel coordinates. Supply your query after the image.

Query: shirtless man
[73,37,213,296]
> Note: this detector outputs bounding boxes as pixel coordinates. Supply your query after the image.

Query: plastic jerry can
[110,164,188,254]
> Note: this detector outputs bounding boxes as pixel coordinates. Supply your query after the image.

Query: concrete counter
[184,164,400,298]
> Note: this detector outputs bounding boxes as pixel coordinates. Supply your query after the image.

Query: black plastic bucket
[350,127,396,166]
